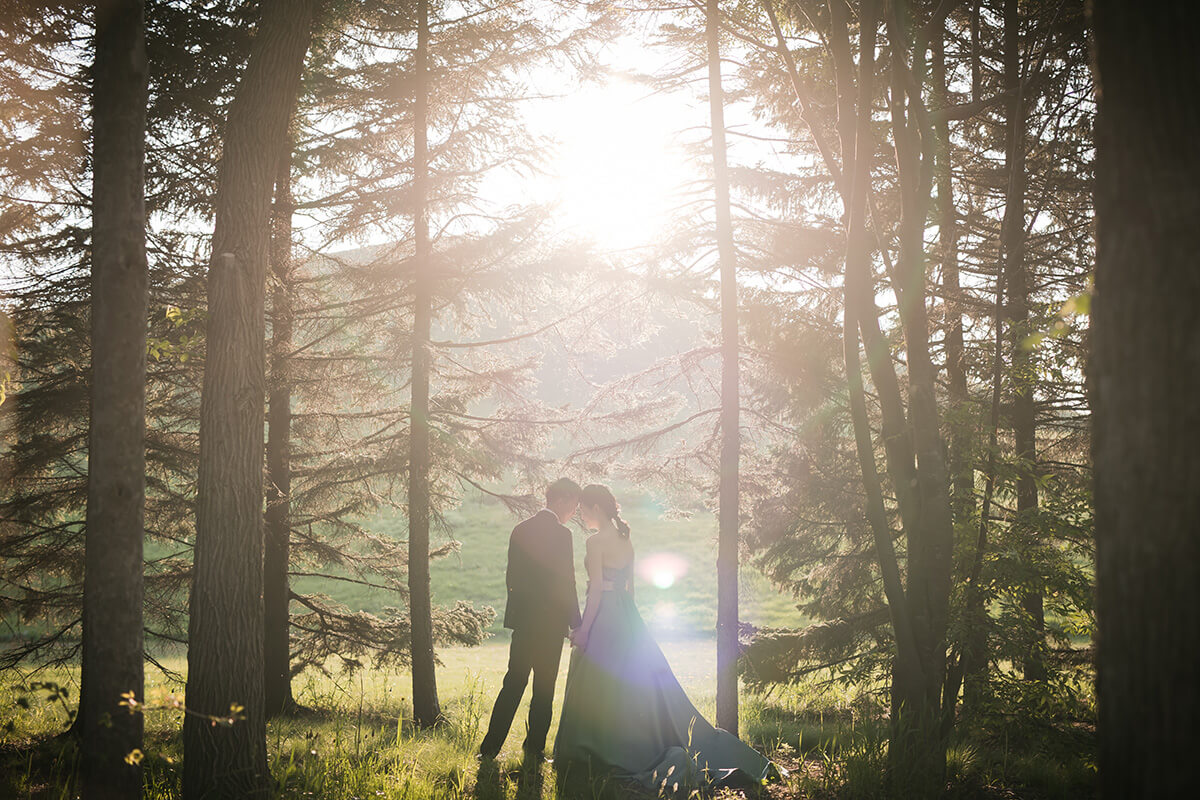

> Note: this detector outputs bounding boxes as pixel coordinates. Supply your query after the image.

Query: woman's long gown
[553,563,780,793]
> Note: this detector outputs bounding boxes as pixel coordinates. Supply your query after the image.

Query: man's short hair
[545,477,582,504]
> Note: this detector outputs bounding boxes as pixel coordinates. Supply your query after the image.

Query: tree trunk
[828,0,950,788]
[184,2,317,797]
[835,0,924,708]
[1090,3,1200,796]
[933,6,980,730]
[958,0,995,712]
[933,29,970,516]
[264,142,296,717]
[882,0,955,790]
[81,2,148,797]
[408,0,441,728]
[999,0,1044,682]
[706,0,740,736]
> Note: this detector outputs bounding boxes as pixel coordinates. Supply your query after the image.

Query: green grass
[0,641,791,799]
[0,640,1096,799]
[1,492,1095,797]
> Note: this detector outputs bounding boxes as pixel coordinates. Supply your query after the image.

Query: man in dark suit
[478,478,582,761]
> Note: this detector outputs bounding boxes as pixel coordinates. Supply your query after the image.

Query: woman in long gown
[553,484,780,793]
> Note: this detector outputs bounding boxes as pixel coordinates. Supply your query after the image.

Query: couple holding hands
[478,479,779,792]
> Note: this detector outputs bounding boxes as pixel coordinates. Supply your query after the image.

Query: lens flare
[639,552,688,591]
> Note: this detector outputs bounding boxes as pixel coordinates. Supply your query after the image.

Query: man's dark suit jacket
[502,509,581,637]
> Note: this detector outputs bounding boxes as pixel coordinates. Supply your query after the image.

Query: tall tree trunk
[829,1,950,788]
[707,0,740,736]
[264,143,296,717]
[883,0,955,790]
[831,0,921,543]
[959,0,993,712]
[835,0,924,709]
[933,28,970,519]
[773,0,922,544]
[999,0,1044,682]
[933,7,979,731]
[81,1,148,797]
[1090,3,1200,796]
[408,0,440,728]
[184,2,317,797]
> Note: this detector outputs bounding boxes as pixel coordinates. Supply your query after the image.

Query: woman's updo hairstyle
[581,483,631,538]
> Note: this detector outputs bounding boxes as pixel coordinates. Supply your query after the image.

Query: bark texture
[81,1,148,797]
[1091,3,1200,797]
[184,2,317,797]
[707,0,741,736]
[408,0,441,727]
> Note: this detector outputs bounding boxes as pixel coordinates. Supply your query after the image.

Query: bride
[553,484,780,792]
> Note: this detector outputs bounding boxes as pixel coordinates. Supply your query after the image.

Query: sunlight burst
[544,80,691,251]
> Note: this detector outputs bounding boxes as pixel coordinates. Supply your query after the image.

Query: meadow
[1,637,1096,799]
[1,491,1097,798]
[0,491,1099,796]
[296,488,808,640]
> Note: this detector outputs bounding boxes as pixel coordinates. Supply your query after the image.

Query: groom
[478,478,582,761]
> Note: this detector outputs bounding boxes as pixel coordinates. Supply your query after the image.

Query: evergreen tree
[80,2,149,797]
[184,0,319,796]
[706,0,1092,776]
[254,0,597,707]
[705,0,743,737]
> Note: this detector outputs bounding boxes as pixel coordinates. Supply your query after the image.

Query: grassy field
[0,641,804,799]
[1,639,1096,799]
[1,491,1096,797]
[297,488,807,640]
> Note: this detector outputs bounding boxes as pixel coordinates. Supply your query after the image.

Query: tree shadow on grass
[475,755,621,800]
[0,733,80,800]
[552,758,656,800]
[472,756,554,800]
[473,758,505,800]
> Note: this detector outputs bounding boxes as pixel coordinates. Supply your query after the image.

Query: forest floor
[0,640,1095,799]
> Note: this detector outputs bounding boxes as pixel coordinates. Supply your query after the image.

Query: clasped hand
[568,627,589,650]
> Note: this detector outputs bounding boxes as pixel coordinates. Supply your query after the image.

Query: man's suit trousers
[479,626,565,757]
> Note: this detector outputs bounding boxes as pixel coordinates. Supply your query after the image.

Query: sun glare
[542,80,693,252]
[639,552,689,590]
